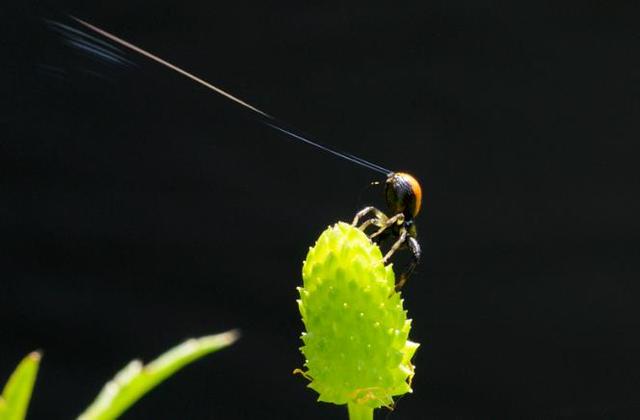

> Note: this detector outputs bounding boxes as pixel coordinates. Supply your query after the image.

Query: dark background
[2,1,640,418]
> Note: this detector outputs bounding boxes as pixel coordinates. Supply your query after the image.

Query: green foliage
[0,352,41,420]
[297,222,419,413]
[78,331,239,420]
[1,332,237,420]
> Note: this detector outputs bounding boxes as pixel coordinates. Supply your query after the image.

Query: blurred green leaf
[0,352,41,420]
[78,330,239,420]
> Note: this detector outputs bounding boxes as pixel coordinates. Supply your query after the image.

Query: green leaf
[0,352,41,420]
[78,330,239,420]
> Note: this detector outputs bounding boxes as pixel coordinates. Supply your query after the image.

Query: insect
[352,172,422,291]
[63,17,423,290]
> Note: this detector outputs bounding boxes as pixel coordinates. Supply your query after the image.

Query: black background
[2,1,640,418]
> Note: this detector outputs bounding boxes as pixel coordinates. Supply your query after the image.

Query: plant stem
[348,403,373,420]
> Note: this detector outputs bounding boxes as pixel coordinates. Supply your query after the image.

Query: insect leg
[394,236,421,291]
[358,217,382,233]
[382,227,408,263]
[369,213,404,240]
[352,206,385,226]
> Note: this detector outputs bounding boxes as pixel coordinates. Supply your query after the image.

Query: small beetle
[352,172,422,291]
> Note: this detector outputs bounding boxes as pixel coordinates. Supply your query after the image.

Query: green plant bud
[297,222,419,409]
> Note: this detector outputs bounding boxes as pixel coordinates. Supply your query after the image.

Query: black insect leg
[395,236,421,291]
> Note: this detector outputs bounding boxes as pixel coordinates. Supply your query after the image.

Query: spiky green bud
[297,222,419,409]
